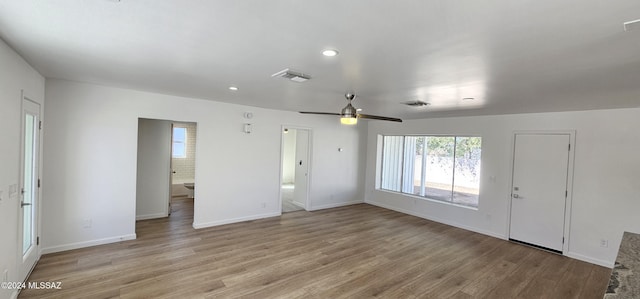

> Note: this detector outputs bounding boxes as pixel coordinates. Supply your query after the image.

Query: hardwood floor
[20,198,610,298]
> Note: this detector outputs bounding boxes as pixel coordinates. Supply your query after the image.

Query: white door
[292,129,310,209]
[19,96,41,281]
[136,119,172,220]
[509,134,570,252]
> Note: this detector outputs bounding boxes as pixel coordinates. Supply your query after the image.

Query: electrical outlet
[82,219,92,229]
[600,239,609,248]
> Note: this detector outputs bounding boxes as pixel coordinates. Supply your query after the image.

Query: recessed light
[229,86,239,91]
[322,49,339,57]
[462,97,475,101]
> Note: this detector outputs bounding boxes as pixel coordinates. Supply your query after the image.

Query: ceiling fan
[299,93,403,125]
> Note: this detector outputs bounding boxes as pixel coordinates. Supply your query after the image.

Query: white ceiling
[1,0,639,119]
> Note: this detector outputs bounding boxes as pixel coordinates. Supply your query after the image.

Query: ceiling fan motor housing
[341,103,357,118]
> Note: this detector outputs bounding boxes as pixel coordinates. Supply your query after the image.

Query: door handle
[21,201,32,207]
[513,194,521,199]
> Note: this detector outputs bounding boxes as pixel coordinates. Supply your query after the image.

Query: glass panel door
[19,96,40,282]
[22,113,36,254]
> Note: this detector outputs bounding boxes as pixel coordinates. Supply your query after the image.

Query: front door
[19,95,41,282]
[509,133,571,252]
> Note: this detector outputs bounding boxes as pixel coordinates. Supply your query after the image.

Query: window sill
[374,188,479,211]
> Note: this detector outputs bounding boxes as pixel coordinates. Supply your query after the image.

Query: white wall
[42,79,366,253]
[364,108,640,267]
[136,118,171,220]
[0,38,45,299]
[281,129,296,184]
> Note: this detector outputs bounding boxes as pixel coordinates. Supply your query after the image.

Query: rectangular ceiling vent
[271,68,311,83]
[624,19,640,31]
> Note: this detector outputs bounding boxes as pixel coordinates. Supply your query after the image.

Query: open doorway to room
[135,119,197,230]
[280,126,311,213]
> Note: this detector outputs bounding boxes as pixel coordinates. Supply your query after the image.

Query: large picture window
[380,135,482,208]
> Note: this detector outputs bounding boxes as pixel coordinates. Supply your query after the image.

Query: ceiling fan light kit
[340,116,358,125]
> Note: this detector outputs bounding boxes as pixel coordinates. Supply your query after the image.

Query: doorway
[135,119,197,223]
[509,132,574,253]
[280,127,311,213]
[18,93,41,282]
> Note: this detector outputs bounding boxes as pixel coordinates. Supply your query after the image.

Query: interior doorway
[280,126,311,213]
[509,132,574,253]
[135,119,197,225]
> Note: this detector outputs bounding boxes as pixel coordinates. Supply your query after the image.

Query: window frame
[172,127,188,159]
[379,134,482,209]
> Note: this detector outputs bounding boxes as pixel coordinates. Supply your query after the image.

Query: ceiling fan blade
[358,114,403,122]
[299,111,341,116]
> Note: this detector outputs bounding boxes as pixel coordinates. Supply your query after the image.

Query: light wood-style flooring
[20,198,611,298]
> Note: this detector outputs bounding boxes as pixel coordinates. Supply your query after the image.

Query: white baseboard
[365,200,506,240]
[193,212,281,229]
[41,234,137,255]
[566,251,613,268]
[136,213,168,220]
[308,200,363,211]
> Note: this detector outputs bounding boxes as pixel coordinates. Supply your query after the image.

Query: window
[172,127,187,158]
[380,135,482,208]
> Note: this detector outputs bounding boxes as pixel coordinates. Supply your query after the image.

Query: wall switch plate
[2,269,8,283]
[600,239,609,248]
[83,219,92,229]
[8,184,18,198]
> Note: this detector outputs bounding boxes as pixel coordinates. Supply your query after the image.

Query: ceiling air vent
[271,68,311,83]
[403,100,430,107]
[624,19,640,31]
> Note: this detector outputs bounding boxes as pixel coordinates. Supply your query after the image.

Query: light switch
[8,184,18,198]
